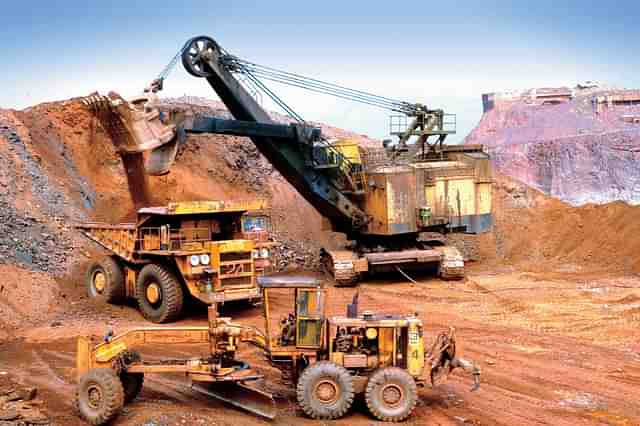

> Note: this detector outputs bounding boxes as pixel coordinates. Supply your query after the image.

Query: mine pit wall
[490,130,640,206]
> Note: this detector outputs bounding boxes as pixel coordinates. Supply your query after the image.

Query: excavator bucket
[81,92,181,175]
[192,382,277,420]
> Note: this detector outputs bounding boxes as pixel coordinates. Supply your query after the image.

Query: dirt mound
[478,173,640,274]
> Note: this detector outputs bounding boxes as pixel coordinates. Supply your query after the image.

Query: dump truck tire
[120,372,144,403]
[86,256,125,304]
[136,264,183,323]
[296,361,354,420]
[365,367,417,422]
[74,368,124,426]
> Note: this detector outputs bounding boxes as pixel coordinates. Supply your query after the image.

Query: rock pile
[0,118,74,276]
[272,233,321,271]
[466,89,640,206]
[0,377,48,425]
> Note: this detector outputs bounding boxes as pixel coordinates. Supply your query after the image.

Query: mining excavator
[83,35,492,285]
[74,275,480,424]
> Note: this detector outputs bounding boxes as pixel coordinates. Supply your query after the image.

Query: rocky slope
[466,88,640,205]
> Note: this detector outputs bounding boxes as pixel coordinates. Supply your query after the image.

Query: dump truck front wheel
[74,368,124,425]
[136,264,184,323]
[297,361,354,420]
[365,367,417,422]
[86,256,125,304]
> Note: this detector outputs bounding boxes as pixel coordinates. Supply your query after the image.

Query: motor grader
[74,275,479,424]
[77,200,272,323]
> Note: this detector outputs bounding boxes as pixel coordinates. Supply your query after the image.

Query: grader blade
[81,92,180,175]
[192,382,277,420]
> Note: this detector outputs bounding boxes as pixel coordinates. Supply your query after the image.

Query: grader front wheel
[74,369,124,426]
[365,367,418,422]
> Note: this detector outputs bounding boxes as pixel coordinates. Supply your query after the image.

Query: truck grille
[221,251,251,262]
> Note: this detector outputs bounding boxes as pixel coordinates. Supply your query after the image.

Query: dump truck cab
[241,210,278,274]
[78,200,269,323]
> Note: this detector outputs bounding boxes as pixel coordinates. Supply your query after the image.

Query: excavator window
[295,289,323,348]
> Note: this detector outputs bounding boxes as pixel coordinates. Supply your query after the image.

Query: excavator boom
[181,36,368,233]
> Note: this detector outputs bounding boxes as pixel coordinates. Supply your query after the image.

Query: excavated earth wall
[466,89,640,205]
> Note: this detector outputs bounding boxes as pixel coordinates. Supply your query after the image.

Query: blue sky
[2,1,639,142]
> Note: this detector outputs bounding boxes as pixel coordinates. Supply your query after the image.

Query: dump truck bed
[76,222,138,262]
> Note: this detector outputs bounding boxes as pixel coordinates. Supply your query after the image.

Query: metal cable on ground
[395,265,420,285]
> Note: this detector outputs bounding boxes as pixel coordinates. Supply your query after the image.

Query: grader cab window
[296,289,324,348]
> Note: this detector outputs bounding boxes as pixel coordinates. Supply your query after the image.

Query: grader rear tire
[85,256,125,304]
[135,264,184,323]
[365,367,418,422]
[296,361,354,420]
[74,368,124,426]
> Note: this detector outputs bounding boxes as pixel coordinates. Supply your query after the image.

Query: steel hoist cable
[156,40,192,83]
[222,56,419,114]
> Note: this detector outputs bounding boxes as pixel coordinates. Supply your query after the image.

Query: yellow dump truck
[77,200,270,323]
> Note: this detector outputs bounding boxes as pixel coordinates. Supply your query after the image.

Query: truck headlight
[252,250,259,259]
[260,248,269,258]
[190,255,200,266]
[200,254,210,265]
